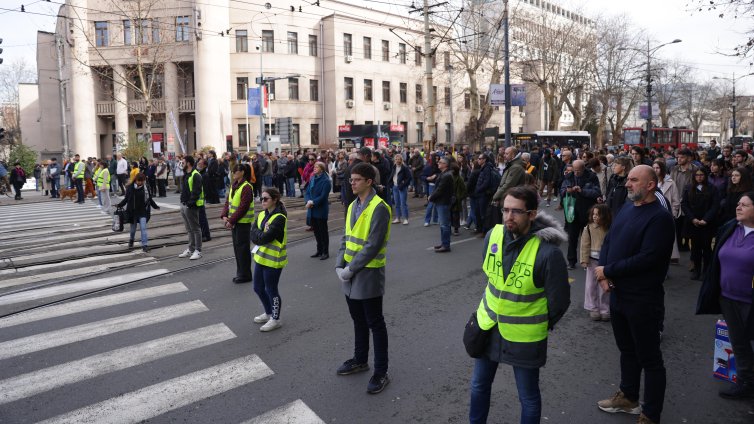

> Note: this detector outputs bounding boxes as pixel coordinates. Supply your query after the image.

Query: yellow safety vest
[96,168,110,187]
[93,168,101,183]
[476,225,548,343]
[187,169,205,207]
[74,161,85,179]
[228,180,254,224]
[343,195,391,268]
[254,211,287,268]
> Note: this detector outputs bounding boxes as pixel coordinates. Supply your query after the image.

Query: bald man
[559,159,601,269]
[594,165,674,424]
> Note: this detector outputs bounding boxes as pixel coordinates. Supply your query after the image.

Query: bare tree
[652,60,690,127]
[679,78,716,142]
[0,59,36,146]
[687,0,754,63]
[66,0,180,151]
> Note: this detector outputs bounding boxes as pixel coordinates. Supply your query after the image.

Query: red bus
[621,127,698,151]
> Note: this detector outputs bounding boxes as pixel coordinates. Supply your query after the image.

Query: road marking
[0,324,236,405]
[425,236,480,250]
[0,300,208,360]
[37,354,274,424]
[0,268,169,304]
[154,202,181,210]
[0,283,187,328]
[0,251,146,276]
[242,400,325,424]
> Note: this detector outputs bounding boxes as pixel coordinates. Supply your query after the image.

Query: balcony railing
[96,97,195,115]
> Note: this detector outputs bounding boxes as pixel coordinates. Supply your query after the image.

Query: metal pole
[645,39,653,149]
[245,82,250,154]
[423,0,434,150]
[448,64,455,151]
[732,72,737,137]
[503,0,511,148]
[259,40,266,153]
[55,34,70,159]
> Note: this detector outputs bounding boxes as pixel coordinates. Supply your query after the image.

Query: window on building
[464,93,470,109]
[364,79,373,101]
[431,52,436,68]
[238,124,248,149]
[310,124,320,145]
[266,80,276,99]
[291,123,300,147]
[444,51,450,68]
[415,47,422,65]
[262,30,274,52]
[363,37,371,59]
[415,84,423,102]
[95,22,109,47]
[344,33,352,56]
[138,19,149,44]
[345,120,355,126]
[365,121,373,126]
[287,32,298,54]
[445,123,451,143]
[175,16,190,42]
[399,83,407,103]
[309,79,319,101]
[416,122,424,144]
[382,40,389,61]
[288,78,299,100]
[344,77,354,100]
[152,19,160,43]
[444,87,450,106]
[400,121,408,142]
[236,30,248,52]
[123,20,132,45]
[382,81,391,102]
[309,34,317,56]
[236,77,248,100]
[433,86,438,104]
[399,43,407,64]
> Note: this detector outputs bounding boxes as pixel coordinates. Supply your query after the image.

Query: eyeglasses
[348,177,365,183]
[694,174,706,177]
[501,208,531,216]
[260,197,271,202]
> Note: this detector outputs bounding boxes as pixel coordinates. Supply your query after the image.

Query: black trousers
[474,195,489,234]
[199,206,211,239]
[74,178,84,202]
[311,217,329,255]
[720,296,754,383]
[675,217,688,249]
[689,231,714,274]
[611,297,666,423]
[117,174,127,195]
[232,223,252,280]
[147,178,156,196]
[156,179,167,197]
[346,295,388,375]
[565,219,587,266]
[13,182,23,199]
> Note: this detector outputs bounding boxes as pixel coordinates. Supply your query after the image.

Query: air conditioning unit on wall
[346,100,355,108]
[383,103,391,110]
[416,105,424,113]
[345,55,353,63]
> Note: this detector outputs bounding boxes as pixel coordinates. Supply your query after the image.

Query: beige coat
[580,222,607,265]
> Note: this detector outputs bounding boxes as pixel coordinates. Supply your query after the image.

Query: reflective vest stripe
[255,250,287,264]
[481,296,548,324]
[345,235,367,245]
[485,282,546,302]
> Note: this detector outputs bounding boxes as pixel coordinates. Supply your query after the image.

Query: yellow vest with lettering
[254,211,287,268]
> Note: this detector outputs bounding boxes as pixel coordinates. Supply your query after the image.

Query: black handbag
[112,207,125,232]
[463,312,492,358]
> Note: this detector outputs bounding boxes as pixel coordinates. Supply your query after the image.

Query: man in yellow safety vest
[469,186,570,424]
[72,154,86,204]
[335,161,392,395]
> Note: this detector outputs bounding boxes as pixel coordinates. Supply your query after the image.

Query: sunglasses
[260,197,271,201]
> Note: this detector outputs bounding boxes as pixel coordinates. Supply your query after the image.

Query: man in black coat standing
[559,159,601,269]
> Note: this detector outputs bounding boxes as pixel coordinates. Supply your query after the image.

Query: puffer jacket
[479,212,571,368]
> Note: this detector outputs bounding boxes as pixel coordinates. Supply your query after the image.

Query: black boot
[128,239,134,249]
[719,380,754,399]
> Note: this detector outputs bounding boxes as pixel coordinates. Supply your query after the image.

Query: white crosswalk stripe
[0,324,236,405]
[0,278,322,422]
[37,355,274,424]
[0,200,110,233]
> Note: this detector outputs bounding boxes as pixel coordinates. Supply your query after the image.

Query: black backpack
[487,169,501,195]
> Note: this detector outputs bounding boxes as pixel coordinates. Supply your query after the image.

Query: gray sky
[1,0,753,92]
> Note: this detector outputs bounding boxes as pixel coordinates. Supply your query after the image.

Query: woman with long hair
[720,168,754,224]
[221,164,255,284]
[605,156,632,216]
[681,168,720,280]
[250,187,288,332]
[390,154,412,225]
[306,161,332,259]
[580,204,612,321]
[653,159,682,263]
[117,173,160,252]
[708,158,728,195]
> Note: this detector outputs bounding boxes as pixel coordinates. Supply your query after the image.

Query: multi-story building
[23,0,585,159]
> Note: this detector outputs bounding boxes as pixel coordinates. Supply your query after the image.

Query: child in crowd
[580,203,612,321]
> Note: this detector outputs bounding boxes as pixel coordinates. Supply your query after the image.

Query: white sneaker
[402,219,409,225]
[392,218,400,224]
[253,313,270,324]
[178,249,192,258]
[423,222,429,227]
[260,319,282,332]
[189,250,202,260]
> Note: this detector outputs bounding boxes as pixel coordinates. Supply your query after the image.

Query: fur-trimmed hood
[531,211,567,245]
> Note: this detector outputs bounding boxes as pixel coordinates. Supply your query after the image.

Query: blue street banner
[247,87,262,116]
[511,84,526,106]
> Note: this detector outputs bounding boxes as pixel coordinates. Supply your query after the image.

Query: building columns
[113,64,129,152]
[164,61,180,155]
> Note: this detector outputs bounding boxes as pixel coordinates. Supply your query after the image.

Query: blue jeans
[424,183,437,224]
[129,216,148,246]
[467,197,478,228]
[470,357,541,424]
[436,203,451,248]
[253,263,283,319]
[392,186,409,219]
[50,177,60,198]
[262,175,273,187]
[286,177,296,197]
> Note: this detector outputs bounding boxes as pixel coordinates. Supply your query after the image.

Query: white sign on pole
[489,84,506,106]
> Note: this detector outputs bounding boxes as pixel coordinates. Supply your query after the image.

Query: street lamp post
[502,0,512,148]
[713,72,754,139]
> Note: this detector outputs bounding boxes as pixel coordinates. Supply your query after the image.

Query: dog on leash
[60,188,77,201]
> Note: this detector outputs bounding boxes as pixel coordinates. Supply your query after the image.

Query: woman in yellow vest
[221,164,255,284]
[250,186,287,332]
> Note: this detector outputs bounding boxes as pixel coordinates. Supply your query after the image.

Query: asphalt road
[0,195,752,423]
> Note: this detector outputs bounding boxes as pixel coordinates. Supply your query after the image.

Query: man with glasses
[469,185,570,424]
[335,162,392,395]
